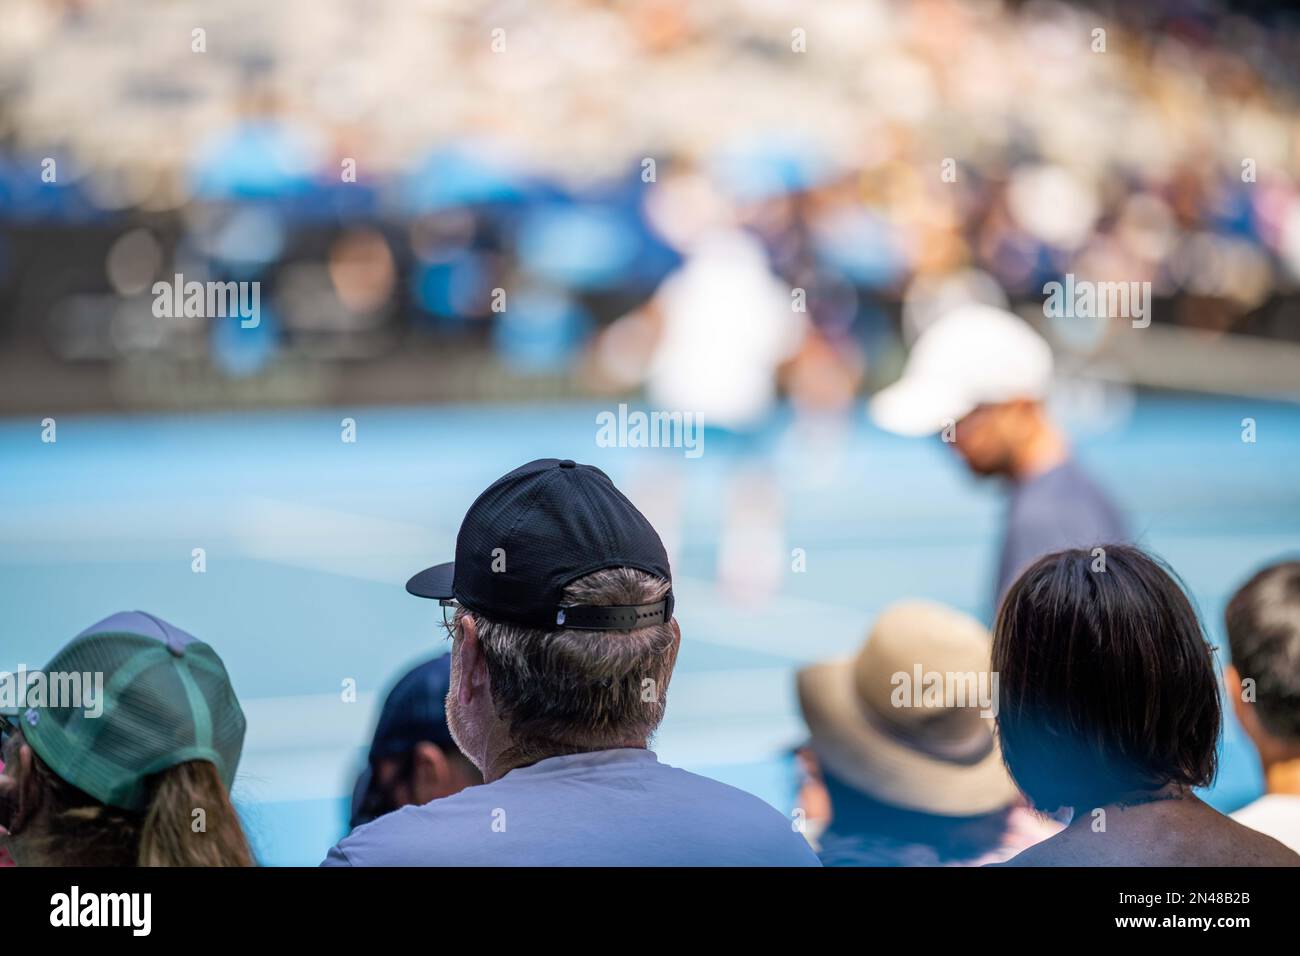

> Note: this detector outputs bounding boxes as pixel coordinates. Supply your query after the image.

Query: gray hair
[457,567,677,764]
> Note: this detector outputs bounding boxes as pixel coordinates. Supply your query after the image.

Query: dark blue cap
[368,654,455,762]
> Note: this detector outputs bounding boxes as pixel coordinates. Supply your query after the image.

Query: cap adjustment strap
[555,592,674,631]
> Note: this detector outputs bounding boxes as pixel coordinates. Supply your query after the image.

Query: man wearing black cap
[322,458,819,866]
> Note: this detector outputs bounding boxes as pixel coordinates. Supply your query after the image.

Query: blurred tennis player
[870,304,1128,611]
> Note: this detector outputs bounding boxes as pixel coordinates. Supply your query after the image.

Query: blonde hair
[24,742,253,866]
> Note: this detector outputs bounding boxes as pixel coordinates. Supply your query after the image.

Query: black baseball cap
[406,458,674,630]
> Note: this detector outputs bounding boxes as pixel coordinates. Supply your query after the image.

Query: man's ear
[457,615,486,708]
[410,741,453,805]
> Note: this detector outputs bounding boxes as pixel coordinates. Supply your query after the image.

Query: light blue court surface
[1,394,1298,865]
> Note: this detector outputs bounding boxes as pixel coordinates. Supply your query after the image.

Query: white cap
[870,305,1054,437]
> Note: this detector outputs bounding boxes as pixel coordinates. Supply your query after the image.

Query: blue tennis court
[2,393,1297,864]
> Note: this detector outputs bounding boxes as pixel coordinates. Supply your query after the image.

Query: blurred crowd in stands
[1,0,1299,408]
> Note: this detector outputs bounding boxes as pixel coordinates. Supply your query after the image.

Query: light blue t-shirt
[996,457,1128,607]
[321,748,821,867]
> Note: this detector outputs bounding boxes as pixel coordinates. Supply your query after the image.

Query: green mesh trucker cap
[7,611,246,812]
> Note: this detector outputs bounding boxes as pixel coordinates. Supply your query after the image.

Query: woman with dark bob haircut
[992,545,1299,866]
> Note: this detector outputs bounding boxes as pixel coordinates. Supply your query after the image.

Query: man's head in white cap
[870,305,1061,479]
